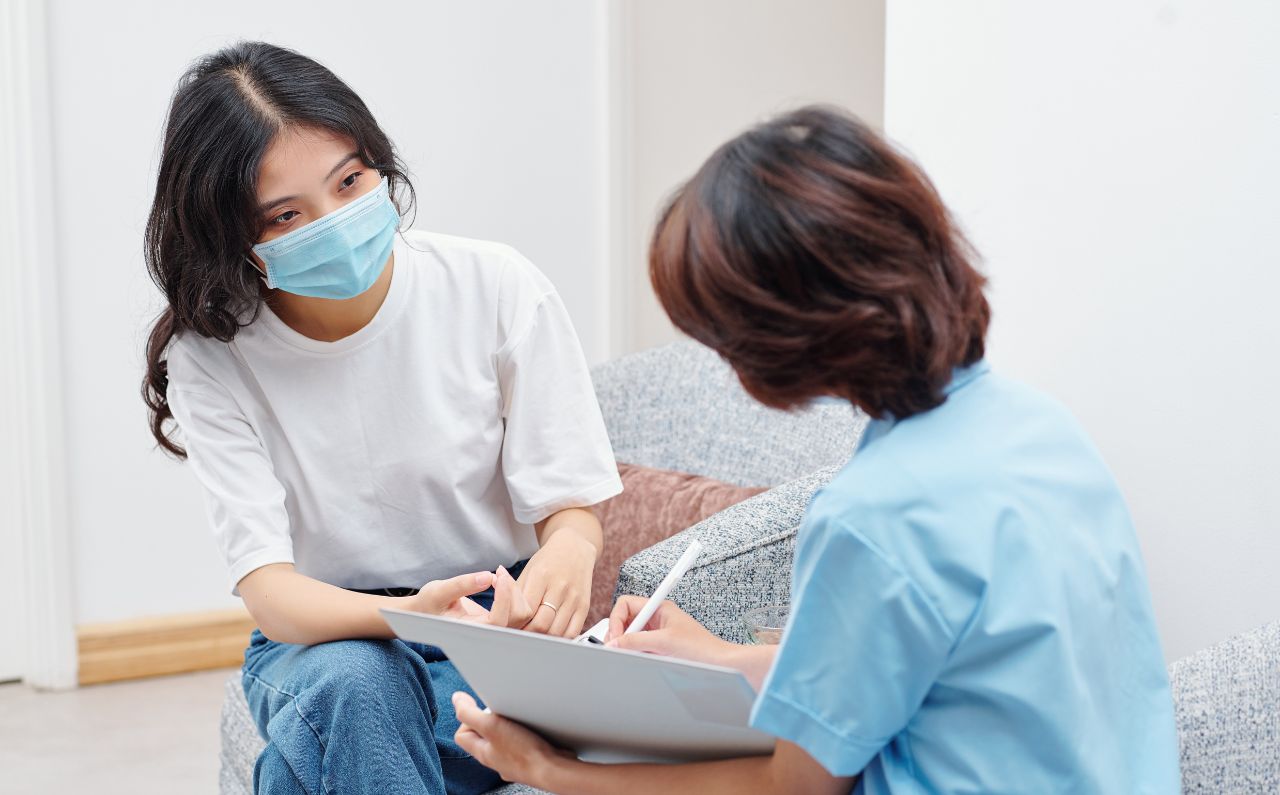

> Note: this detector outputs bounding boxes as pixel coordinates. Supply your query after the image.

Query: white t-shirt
[166,230,623,594]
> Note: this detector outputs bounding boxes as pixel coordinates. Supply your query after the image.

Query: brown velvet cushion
[587,464,767,625]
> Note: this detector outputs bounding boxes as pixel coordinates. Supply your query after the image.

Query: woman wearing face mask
[143,42,621,793]
[451,106,1181,793]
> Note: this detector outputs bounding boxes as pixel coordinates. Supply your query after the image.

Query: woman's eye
[339,171,363,190]
[272,210,299,225]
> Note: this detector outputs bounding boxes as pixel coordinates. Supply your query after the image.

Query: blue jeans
[241,563,526,795]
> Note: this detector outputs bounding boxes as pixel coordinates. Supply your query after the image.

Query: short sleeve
[167,347,294,594]
[750,515,955,776]
[494,260,623,525]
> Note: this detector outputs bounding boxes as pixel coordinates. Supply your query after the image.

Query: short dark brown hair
[649,105,990,420]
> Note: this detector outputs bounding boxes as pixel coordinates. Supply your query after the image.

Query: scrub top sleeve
[750,516,955,777]
[495,289,622,526]
[167,384,295,595]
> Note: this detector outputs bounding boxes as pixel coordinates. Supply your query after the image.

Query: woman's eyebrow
[323,152,360,182]
[256,152,362,213]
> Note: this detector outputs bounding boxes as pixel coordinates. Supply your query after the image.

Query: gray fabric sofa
[1169,621,1280,792]
[220,340,1279,794]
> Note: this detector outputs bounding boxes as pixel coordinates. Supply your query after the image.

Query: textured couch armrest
[1168,621,1280,793]
[613,465,839,643]
[220,674,263,795]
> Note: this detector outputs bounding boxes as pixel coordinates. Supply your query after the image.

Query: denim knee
[244,637,439,738]
[253,740,308,795]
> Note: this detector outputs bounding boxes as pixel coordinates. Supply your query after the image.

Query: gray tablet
[380,608,775,764]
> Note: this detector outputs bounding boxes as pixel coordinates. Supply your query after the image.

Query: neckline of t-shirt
[255,234,414,355]
[853,360,991,455]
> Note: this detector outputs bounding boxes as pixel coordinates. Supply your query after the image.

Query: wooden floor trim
[77,608,255,686]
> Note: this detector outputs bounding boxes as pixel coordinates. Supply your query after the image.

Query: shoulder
[801,369,1131,642]
[401,228,520,261]
[399,229,554,316]
[167,330,235,393]
[808,368,1100,558]
[166,309,275,397]
[400,230,550,289]
[400,230,561,351]
[843,371,1085,497]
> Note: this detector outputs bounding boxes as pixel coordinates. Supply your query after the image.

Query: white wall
[45,0,613,624]
[620,0,885,352]
[0,16,29,675]
[885,1,1280,660]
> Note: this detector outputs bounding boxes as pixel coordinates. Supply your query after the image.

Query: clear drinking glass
[743,604,789,645]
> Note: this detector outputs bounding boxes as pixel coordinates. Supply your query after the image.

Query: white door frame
[0,0,78,690]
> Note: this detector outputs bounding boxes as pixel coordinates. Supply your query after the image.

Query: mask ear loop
[243,254,273,289]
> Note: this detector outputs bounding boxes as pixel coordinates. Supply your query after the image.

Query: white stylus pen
[623,539,704,635]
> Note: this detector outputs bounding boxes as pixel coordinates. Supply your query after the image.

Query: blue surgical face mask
[250,176,399,299]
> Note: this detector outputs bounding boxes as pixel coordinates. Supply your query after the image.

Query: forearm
[722,641,780,691]
[535,506,603,556]
[538,738,852,795]
[238,563,404,645]
[540,751,791,795]
[603,598,779,686]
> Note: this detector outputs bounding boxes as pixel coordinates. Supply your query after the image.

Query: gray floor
[0,667,233,794]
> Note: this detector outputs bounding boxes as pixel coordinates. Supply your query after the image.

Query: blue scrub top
[750,362,1180,794]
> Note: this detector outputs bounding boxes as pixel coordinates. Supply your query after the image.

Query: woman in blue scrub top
[452,106,1182,793]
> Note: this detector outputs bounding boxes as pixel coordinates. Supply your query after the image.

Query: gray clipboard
[380,608,775,764]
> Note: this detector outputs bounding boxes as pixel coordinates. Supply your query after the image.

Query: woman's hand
[487,565,537,628]
[518,513,601,637]
[406,571,496,620]
[605,596,739,667]
[408,566,537,629]
[453,691,570,785]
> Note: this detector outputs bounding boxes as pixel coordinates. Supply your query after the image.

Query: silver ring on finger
[540,600,559,613]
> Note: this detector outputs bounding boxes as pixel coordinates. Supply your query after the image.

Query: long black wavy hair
[142,41,415,458]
